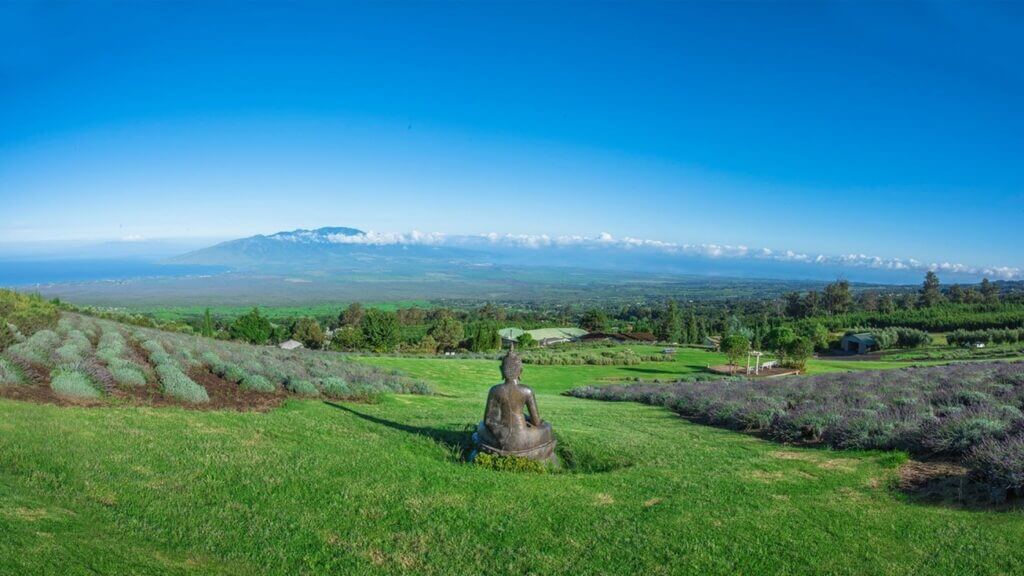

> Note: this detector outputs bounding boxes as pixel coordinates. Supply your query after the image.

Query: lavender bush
[1,313,430,405]
[569,362,1024,499]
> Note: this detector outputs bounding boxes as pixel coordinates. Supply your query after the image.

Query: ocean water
[0,259,227,286]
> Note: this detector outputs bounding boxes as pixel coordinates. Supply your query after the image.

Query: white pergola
[746,350,765,375]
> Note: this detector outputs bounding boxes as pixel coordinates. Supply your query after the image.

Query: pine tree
[201,308,214,338]
[655,301,682,343]
[918,271,943,308]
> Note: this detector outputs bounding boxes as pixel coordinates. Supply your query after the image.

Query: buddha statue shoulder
[474,344,556,463]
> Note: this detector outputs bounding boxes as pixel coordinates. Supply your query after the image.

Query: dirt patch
[187,368,287,412]
[768,450,818,462]
[708,365,801,378]
[896,459,1015,509]
[124,339,158,383]
[0,384,106,407]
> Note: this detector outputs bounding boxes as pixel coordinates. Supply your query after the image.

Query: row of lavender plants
[125,318,430,399]
[2,312,429,404]
[568,362,1024,501]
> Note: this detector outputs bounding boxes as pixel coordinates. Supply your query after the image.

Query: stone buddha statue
[474,345,557,463]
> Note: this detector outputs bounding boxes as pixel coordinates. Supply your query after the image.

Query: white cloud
[325,230,446,246]
[269,228,1022,280]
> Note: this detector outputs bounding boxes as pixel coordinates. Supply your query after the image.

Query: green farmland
[3,348,1024,575]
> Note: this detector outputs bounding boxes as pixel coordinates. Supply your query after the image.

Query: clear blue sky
[1,1,1021,270]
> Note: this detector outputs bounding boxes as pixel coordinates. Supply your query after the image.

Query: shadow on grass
[324,401,632,474]
[617,367,690,376]
[324,401,475,459]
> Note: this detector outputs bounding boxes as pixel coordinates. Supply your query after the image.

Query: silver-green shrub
[50,368,101,398]
[320,377,350,398]
[7,329,60,366]
[0,358,25,386]
[155,363,209,403]
[240,374,275,393]
[107,359,147,387]
[285,379,319,396]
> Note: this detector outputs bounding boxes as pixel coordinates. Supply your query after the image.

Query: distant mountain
[168,226,492,275]
[169,226,940,284]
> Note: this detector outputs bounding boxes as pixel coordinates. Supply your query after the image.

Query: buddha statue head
[500,344,523,384]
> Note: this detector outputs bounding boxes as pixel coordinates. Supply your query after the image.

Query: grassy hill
[4,345,1024,574]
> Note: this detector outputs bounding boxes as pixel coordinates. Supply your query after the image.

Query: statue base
[472,422,559,466]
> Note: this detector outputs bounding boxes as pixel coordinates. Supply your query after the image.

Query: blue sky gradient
[1,1,1022,274]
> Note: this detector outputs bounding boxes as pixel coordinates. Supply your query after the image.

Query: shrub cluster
[50,368,102,399]
[0,358,25,386]
[875,327,932,349]
[284,378,319,396]
[55,330,92,364]
[96,328,148,386]
[239,374,276,393]
[1,311,429,405]
[7,329,61,366]
[522,348,671,366]
[568,362,1024,500]
[948,328,1024,348]
[0,290,59,347]
[154,363,210,404]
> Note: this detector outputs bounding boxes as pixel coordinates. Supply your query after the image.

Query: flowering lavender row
[568,362,1024,501]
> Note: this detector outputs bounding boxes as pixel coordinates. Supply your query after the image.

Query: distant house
[499,327,588,347]
[703,336,721,350]
[279,339,304,351]
[840,333,876,354]
[498,328,527,344]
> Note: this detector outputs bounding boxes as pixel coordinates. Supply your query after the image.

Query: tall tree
[292,317,326,349]
[685,310,699,343]
[720,334,749,369]
[803,290,821,317]
[360,309,400,352]
[229,307,273,344]
[580,308,609,332]
[948,284,965,304]
[822,280,852,315]
[784,292,805,319]
[467,322,501,352]
[427,314,464,353]
[655,301,682,343]
[859,290,880,312]
[878,294,896,314]
[339,302,365,327]
[201,308,214,338]
[980,278,1000,304]
[918,271,944,308]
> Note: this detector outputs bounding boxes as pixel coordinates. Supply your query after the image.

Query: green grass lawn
[3,351,1024,574]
